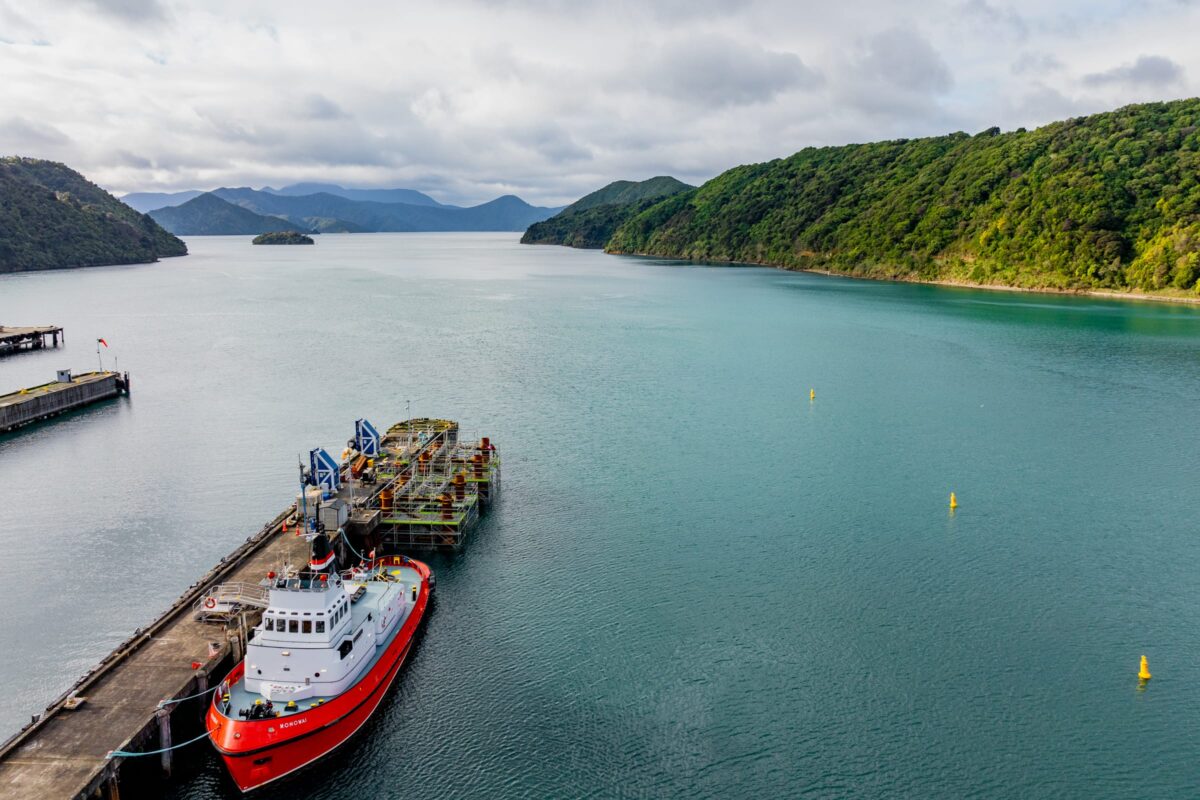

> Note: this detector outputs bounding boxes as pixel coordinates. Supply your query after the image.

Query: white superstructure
[242,538,411,704]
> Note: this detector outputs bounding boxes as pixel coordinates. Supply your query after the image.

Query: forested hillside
[0,157,186,273]
[149,193,311,235]
[521,176,692,248]
[606,100,1200,294]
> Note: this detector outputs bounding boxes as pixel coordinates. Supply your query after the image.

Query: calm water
[2,233,1200,798]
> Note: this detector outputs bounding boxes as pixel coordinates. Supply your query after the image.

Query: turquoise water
[2,233,1200,797]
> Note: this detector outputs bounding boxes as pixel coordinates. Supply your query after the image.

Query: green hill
[252,231,314,244]
[521,176,692,248]
[149,192,313,235]
[604,99,1200,295]
[562,176,694,213]
[0,157,186,274]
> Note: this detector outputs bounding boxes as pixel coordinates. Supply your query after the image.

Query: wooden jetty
[0,325,63,356]
[0,419,497,799]
[0,371,130,434]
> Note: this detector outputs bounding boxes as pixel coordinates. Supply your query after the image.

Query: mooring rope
[337,526,369,563]
[156,683,220,708]
[107,729,212,759]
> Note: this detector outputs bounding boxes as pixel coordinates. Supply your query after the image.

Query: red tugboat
[206,534,431,792]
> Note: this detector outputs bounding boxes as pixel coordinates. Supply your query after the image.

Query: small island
[252,231,314,245]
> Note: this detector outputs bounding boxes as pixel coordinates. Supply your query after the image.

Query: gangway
[194,582,270,622]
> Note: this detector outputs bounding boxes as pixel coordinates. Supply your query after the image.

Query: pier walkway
[0,509,308,798]
[0,325,62,356]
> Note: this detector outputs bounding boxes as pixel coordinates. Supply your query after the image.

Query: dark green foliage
[0,157,186,274]
[561,176,694,213]
[521,176,693,248]
[606,99,1200,294]
[150,193,312,235]
[252,231,315,245]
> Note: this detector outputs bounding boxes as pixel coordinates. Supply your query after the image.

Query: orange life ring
[204,597,217,609]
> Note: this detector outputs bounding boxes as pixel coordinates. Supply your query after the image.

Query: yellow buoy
[949,492,958,509]
[1139,655,1152,681]
[809,389,815,401]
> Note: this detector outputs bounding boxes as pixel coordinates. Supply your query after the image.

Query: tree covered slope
[607,99,1200,294]
[0,157,186,274]
[521,176,692,248]
[149,192,312,235]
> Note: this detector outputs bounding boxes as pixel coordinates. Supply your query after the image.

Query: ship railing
[193,582,271,621]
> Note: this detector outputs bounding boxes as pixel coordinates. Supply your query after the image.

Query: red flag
[97,338,108,348]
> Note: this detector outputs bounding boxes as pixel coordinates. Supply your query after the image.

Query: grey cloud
[855,28,953,94]
[472,0,742,21]
[640,36,821,107]
[0,117,71,148]
[523,125,591,163]
[67,0,166,23]
[1009,84,1093,123]
[960,0,1028,37]
[1083,55,1184,87]
[301,94,349,121]
[112,149,153,168]
[830,27,955,126]
[1011,52,1063,75]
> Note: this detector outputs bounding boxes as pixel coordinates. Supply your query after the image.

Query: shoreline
[607,249,1200,307]
[799,266,1200,306]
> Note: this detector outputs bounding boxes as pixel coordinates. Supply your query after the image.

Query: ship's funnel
[309,534,338,574]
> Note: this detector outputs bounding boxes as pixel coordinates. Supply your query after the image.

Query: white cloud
[0,0,1197,205]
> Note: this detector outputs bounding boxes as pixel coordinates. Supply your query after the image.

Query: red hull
[206,556,430,792]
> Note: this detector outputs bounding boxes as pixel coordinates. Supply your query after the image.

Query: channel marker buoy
[1138,655,1152,682]
[809,388,815,401]
[949,492,958,510]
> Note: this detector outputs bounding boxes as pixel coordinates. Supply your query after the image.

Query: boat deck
[218,567,421,718]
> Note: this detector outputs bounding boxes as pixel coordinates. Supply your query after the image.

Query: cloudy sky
[0,0,1197,205]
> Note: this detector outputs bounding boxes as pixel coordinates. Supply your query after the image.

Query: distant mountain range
[0,157,185,274]
[129,182,563,235]
[148,193,314,236]
[521,176,693,249]
[122,182,448,213]
[259,183,444,207]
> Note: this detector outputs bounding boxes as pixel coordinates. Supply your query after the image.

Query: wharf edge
[0,370,129,434]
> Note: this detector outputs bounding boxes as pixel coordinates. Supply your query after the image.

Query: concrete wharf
[0,418,497,799]
[0,325,63,356]
[0,371,129,434]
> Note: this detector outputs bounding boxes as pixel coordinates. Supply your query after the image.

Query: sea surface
[2,233,1200,798]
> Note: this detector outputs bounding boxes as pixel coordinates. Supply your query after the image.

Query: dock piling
[155,709,172,777]
[0,325,64,357]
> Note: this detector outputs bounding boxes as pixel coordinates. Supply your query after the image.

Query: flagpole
[96,339,102,372]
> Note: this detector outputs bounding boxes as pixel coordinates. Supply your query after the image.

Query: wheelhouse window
[316,620,325,633]
[264,617,274,631]
[289,619,298,633]
[302,620,312,634]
